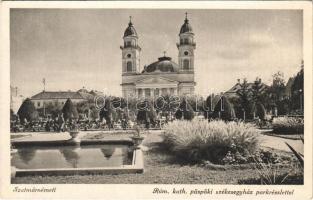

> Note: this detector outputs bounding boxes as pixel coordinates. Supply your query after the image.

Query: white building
[121,14,196,98]
[30,91,86,109]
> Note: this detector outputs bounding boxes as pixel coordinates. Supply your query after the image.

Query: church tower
[120,17,141,75]
[177,13,196,72]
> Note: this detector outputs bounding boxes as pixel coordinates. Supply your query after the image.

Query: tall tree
[62,98,78,121]
[251,78,267,119]
[99,97,116,128]
[291,61,304,111]
[270,71,286,102]
[212,96,236,121]
[175,98,194,120]
[137,99,157,127]
[236,78,253,120]
[17,98,39,123]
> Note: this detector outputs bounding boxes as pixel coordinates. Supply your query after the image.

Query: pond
[11,144,133,169]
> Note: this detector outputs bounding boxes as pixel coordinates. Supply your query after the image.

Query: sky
[10,9,303,98]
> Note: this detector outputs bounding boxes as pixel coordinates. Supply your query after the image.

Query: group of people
[10,111,178,133]
[11,115,70,132]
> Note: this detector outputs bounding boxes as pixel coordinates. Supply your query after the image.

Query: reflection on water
[12,145,133,169]
[59,147,80,168]
[17,148,37,164]
[100,147,116,159]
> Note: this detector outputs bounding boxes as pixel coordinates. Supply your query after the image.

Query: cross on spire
[129,16,133,25]
[184,12,189,23]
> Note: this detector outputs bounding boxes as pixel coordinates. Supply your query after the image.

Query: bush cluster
[163,120,260,164]
[272,117,304,134]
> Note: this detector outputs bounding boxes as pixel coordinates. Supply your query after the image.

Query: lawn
[11,130,300,184]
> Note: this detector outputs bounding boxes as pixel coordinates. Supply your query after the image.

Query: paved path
[260,134,303,153]
[11,132,88,142]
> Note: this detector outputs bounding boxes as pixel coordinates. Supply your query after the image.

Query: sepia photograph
[0,1,312,199]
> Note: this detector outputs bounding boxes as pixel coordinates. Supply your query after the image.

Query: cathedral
[120,14,196,98]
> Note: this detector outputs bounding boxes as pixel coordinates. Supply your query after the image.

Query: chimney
[237,79,240,84]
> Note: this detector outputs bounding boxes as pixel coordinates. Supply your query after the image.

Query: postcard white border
[0,1,312,199]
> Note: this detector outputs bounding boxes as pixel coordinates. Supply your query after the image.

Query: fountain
[68,123,81,145]
[130,125,144,149]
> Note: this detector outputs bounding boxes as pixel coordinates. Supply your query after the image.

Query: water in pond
[11,145,133,169]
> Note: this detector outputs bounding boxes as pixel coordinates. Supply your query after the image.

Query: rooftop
[142,56,179,74]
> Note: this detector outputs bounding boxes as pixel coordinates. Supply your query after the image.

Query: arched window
[127,61,132,72]
[184,38,189,44]
[183,59,189,70]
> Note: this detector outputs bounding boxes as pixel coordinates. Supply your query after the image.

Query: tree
[270,71,286,102]
[175,98,194,120]
[236,79,253,120]
[99,97,115,128]
[250,78,268,120]
[251,103,266,120]
[137,99,157,127]
[204,94,220,119]
[17,98,39,123]
[251,78,267,103]
[291,61,304,111]
[76,101,90,115]
[268,71,293,115]
[89,105,99,121]
[212,96,236,121]
[62,98,78,121]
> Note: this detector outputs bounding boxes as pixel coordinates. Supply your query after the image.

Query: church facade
[120,14,196,98]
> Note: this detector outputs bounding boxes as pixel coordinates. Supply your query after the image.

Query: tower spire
[185,12,189,23]
[129,16,132,26]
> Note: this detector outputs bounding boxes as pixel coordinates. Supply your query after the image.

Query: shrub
[175,98,194,120]
[212,96,236,121]
[62,98,78,121]
[163,120,260,164]
[272,117,304,134]
[99,98,115,128]
[17,98,39,123]
[136,99,157,127]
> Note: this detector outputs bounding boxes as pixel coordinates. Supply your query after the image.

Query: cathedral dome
[142,56,179,73]
[179,18,193,35]
[124,21,138,38]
